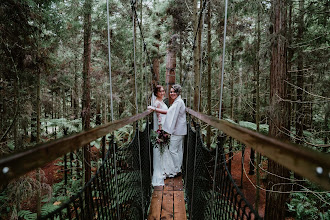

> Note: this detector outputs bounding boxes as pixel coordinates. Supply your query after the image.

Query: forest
[0,0,329,219]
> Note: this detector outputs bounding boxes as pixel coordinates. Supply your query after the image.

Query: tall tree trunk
[13,79,18,148]
[287,0,293,131]
[31,84,37,142]
[265,0,290,219]
[36,66,41,218]
[152,32,161,88]
[101,97,107,159]
[308,83,313,130]
[118,101,124,117]
[238,65,242,112]
[324,104,329,152]
[229,21,236,173]
[197,0,203,108]
[73,53,79,119]
[62,88,66,118]
[165,35,177,105]
[230,18,236,120]
[0,89,3,141]
[293,0,305,185]
[132,3,137,116]
[72,4,80,119]
[96,97,101,126]
[206,1,212,148]
[249,78,256,175]
[152,57,160,86]
[102,97,107,123]
[70,88,73,111]
[139,0,144,112]
[179,31,183,84]
[230,64,234,119]
[217,15,224,118]
[255,6,261,212]
[51,90,54,134]
[82,0,92,187]
[193,0,200,111]
[296,0,304,145]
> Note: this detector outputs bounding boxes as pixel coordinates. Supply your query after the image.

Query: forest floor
[230,147,266,218]
[21,146,102,215]
[230,148,295,220]
[42,159,63,186]
[20,159,62,214]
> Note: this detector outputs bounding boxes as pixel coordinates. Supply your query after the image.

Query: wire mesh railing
[183,117,261,220]
[185,108,330,191]
[184,120,211,219]
[40,123,151,220]
[211,134,261,220]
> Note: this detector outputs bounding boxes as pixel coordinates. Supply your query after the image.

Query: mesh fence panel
[183,118,262,220]
[40,122,151,220]
[183,120,211,219]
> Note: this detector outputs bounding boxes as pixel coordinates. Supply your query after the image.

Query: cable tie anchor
[2,167,9,174]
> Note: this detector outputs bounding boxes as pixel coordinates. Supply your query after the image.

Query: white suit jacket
[163,95,187,135]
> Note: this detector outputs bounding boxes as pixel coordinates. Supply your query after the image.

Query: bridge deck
[147,176,187,220]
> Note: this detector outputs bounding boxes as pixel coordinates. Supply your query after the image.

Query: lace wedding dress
[151,99,176,186]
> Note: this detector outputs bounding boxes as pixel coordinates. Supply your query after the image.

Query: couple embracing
[148,84,187,187]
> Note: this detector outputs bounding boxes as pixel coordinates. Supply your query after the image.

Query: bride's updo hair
[153,85,163,96]
[172,84,182,95]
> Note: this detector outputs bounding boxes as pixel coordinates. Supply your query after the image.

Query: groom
[162,84,187,177]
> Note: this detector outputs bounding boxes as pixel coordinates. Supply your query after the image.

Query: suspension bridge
[0,107,328,219]
[0,0,329,219]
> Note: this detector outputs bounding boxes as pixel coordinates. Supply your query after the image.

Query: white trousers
[168,134,184,174]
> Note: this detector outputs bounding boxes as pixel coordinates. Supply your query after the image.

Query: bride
[149,84,186,178]
[150,85,175,186]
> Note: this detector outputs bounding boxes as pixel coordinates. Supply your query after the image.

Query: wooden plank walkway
[148,176,187,220]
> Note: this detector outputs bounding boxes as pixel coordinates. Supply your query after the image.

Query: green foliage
[41,203,62,216]
[42,118,82,137]
[52,178,82,199]
[17,210,37,220]
[0,191,9,218]
[90,137,103,150]
[288,185,330,220]
[0,170,51,218]
[238,121,269,135]
[200,119,269,150]
[114,124,134,146]
[7,140,15,151]
[150,129,170,155]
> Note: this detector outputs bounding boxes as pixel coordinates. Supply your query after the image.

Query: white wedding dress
[151,99,176,186]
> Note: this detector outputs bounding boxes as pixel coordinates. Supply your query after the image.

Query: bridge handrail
[186,107,330,190]
[0,110,152,185]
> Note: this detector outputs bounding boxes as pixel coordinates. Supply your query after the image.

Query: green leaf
[41,203,60,216]
[8,141,15,151]
[18,210,37,220]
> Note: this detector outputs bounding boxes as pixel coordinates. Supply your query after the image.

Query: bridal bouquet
[150,129,170,155]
